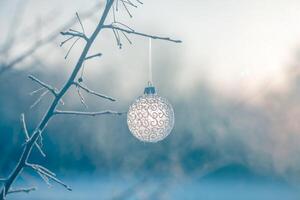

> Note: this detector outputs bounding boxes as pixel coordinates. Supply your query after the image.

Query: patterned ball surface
[127,94,175,142]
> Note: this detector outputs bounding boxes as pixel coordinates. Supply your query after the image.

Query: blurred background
[1,0,300,199]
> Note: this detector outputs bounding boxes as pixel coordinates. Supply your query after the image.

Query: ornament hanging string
[148,38,153,86]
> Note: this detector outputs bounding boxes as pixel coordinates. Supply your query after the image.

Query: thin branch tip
[7,187,36,194]
[85,53,102,60]
[104,24,182,43]
[73,82,116,102]
[27,163,71,191]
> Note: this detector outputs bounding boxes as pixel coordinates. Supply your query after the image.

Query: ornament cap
[144,86,156,94]
[144,81,156,94]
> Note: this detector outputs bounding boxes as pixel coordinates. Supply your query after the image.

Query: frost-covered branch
[28,75,57,96]
[26,163,71,191]
[0,1,116,198]
[73,82,116,101]
[60,31,88,41]
[103,24,182,43]
[85,53,102,60]
[7,187,36,194]
[21,114,45,157]
[54,110,124,116]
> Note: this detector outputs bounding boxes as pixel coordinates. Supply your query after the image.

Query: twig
[120,31,132,44]
[103,25,182,43]
[29,87,45,96]
[120,0,133,18]
[85,53,102,60]
[76,12,85,34]
[112,28,122,48]
[7,187,36,194]
[28,75,57,96]
[73,82,116,101]
[20,114,46,157]
[116,0,119,11]
[54,110,124,116]
[112,22,134,31]
[60,31,88,41]
[64,37,80,59]
[69,29,82,34]
[26,163,71,191]
[123,0,137,8]
[76,86,88,109]
[30,90,49,109]
[60,36,75,47]
[135,0,143,4]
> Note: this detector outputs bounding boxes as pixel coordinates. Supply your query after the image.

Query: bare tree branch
[76,86,88,109]
[85,53,102,60]
[75,12,85,34]
[26,163,71,191]
[28,75,57,96]
[103,24,182,43]
[60,35,75,47]
[29,87,45,96]
[73,82,116,101]
[7,187,36,194]
[21,114,46,157]
[30,90,49,109]
[60,31,88,41]
[120,0,133,17]
[64,37,81,59]
[54,110,124,116]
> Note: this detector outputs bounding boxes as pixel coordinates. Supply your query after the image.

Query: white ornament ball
[127,91,175,143]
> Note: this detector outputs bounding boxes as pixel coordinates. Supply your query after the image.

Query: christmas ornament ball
[127,86,175,142]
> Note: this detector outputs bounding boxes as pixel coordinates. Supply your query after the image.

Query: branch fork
[21,114,46,157]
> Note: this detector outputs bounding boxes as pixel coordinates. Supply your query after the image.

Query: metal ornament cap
[127,86,175,143]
